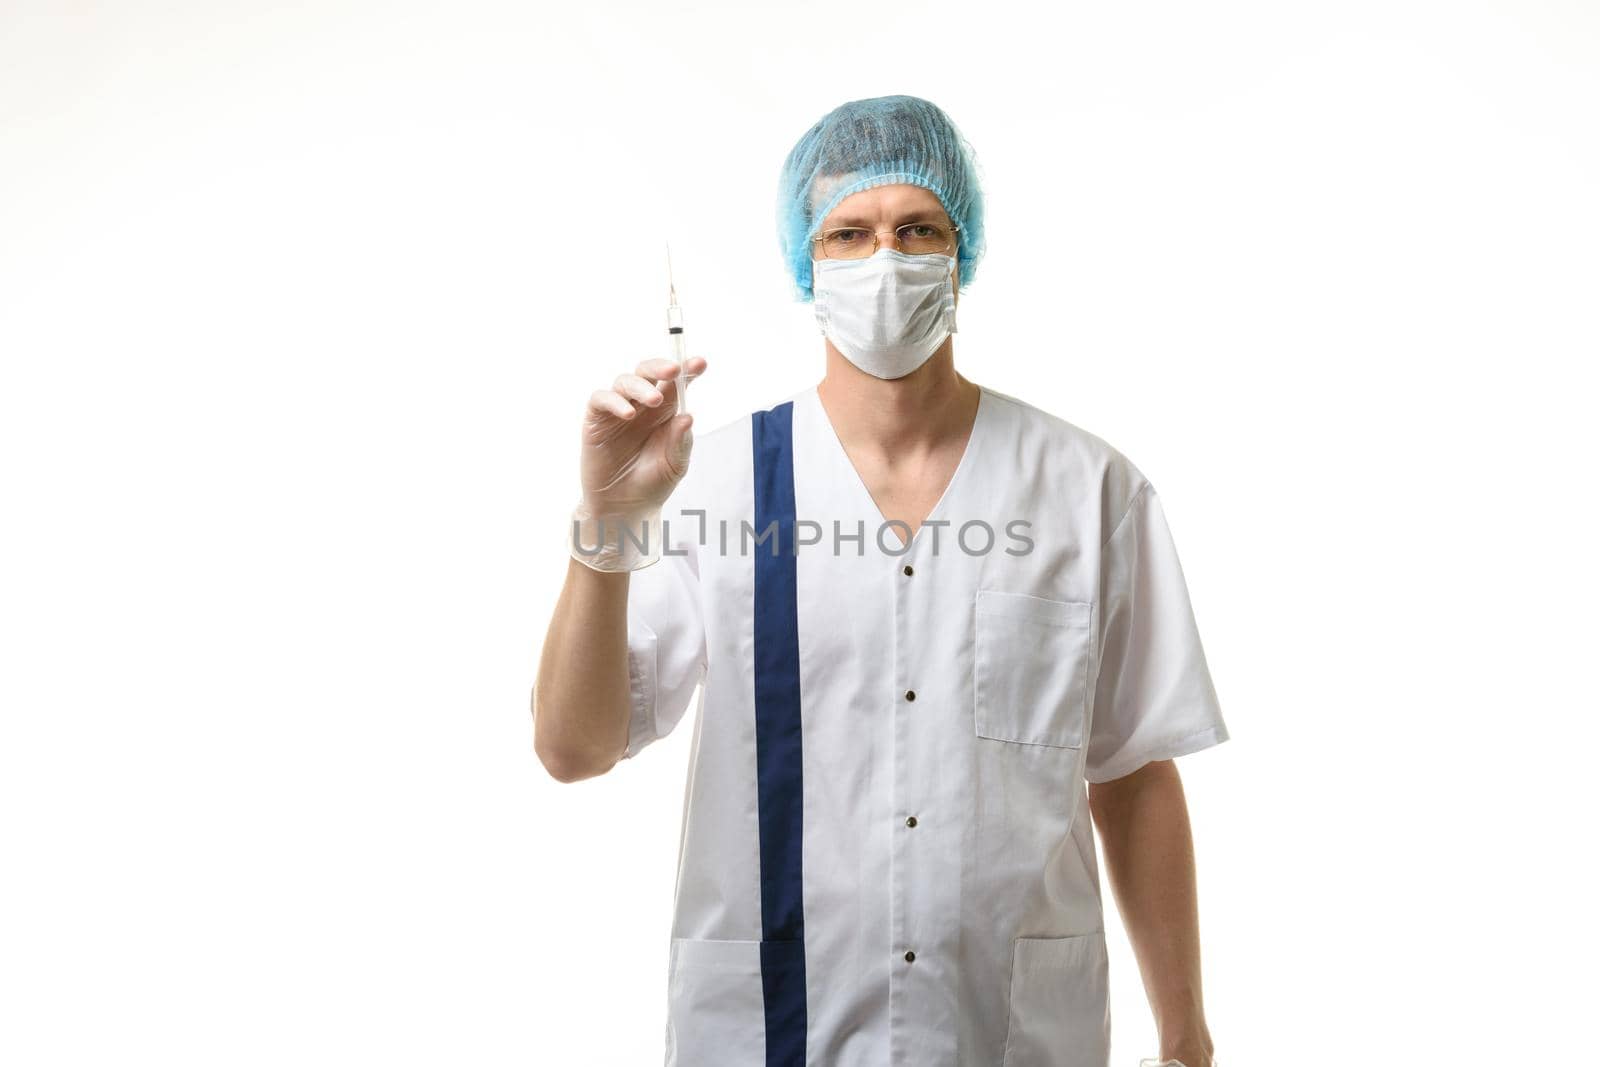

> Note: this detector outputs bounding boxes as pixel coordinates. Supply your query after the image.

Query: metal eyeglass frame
[810,220,961,260]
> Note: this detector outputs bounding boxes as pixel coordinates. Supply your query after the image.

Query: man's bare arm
[1088,758,1216,1067]
[531,559,632,782]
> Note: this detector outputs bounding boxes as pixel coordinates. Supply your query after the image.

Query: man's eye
[832,229,868,243]
[903,224,935,239]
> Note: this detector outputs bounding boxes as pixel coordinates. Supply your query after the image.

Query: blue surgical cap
[777,94,987,303]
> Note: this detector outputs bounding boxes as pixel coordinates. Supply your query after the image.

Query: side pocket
[1000,930,1110,1067]
[665,937,766,1066]
[974,590,1093,748]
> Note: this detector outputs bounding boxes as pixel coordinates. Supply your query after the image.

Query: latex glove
[1140,1058,1218,1067]
[569,355,705,572]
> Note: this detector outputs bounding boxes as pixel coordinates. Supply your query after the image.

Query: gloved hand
[569,355,706,572]
[1139,1057,1218,1067]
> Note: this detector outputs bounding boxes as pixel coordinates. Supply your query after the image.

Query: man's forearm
[1088,759,1215,1066]
[532,557,633,781]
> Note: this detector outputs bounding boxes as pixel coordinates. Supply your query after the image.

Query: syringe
[666,244,689,416]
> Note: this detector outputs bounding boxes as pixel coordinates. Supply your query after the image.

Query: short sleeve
[617,478,708,761]
[1085,481,1229,784]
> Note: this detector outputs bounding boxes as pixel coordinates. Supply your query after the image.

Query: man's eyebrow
[821,211,948,229]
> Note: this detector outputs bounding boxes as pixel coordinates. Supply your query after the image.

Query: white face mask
[812,249,957,380]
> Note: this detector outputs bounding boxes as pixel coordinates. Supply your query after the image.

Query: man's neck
[815,340,978,462]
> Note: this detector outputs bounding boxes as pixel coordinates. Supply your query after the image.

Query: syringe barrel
[669,330,690,415]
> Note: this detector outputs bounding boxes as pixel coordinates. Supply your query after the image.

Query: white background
[2,1,1596,1063]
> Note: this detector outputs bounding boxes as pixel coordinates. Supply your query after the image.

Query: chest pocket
[974,590,1094,748]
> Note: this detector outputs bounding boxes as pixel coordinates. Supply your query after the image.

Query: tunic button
[905,690,916,701]
[905,816,917,827]
[903,564,914,576]
[904,950,916,963]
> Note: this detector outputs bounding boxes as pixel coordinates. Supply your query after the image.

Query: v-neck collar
[804,381,990,551]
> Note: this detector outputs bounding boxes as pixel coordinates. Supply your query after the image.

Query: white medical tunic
[619,381,1228,1067]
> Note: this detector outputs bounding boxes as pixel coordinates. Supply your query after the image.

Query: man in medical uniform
[535,95,1228,1067]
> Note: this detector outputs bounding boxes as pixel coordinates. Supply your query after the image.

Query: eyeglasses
[811,220,959,260]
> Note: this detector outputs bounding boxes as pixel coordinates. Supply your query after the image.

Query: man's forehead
[810,176,947,226]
